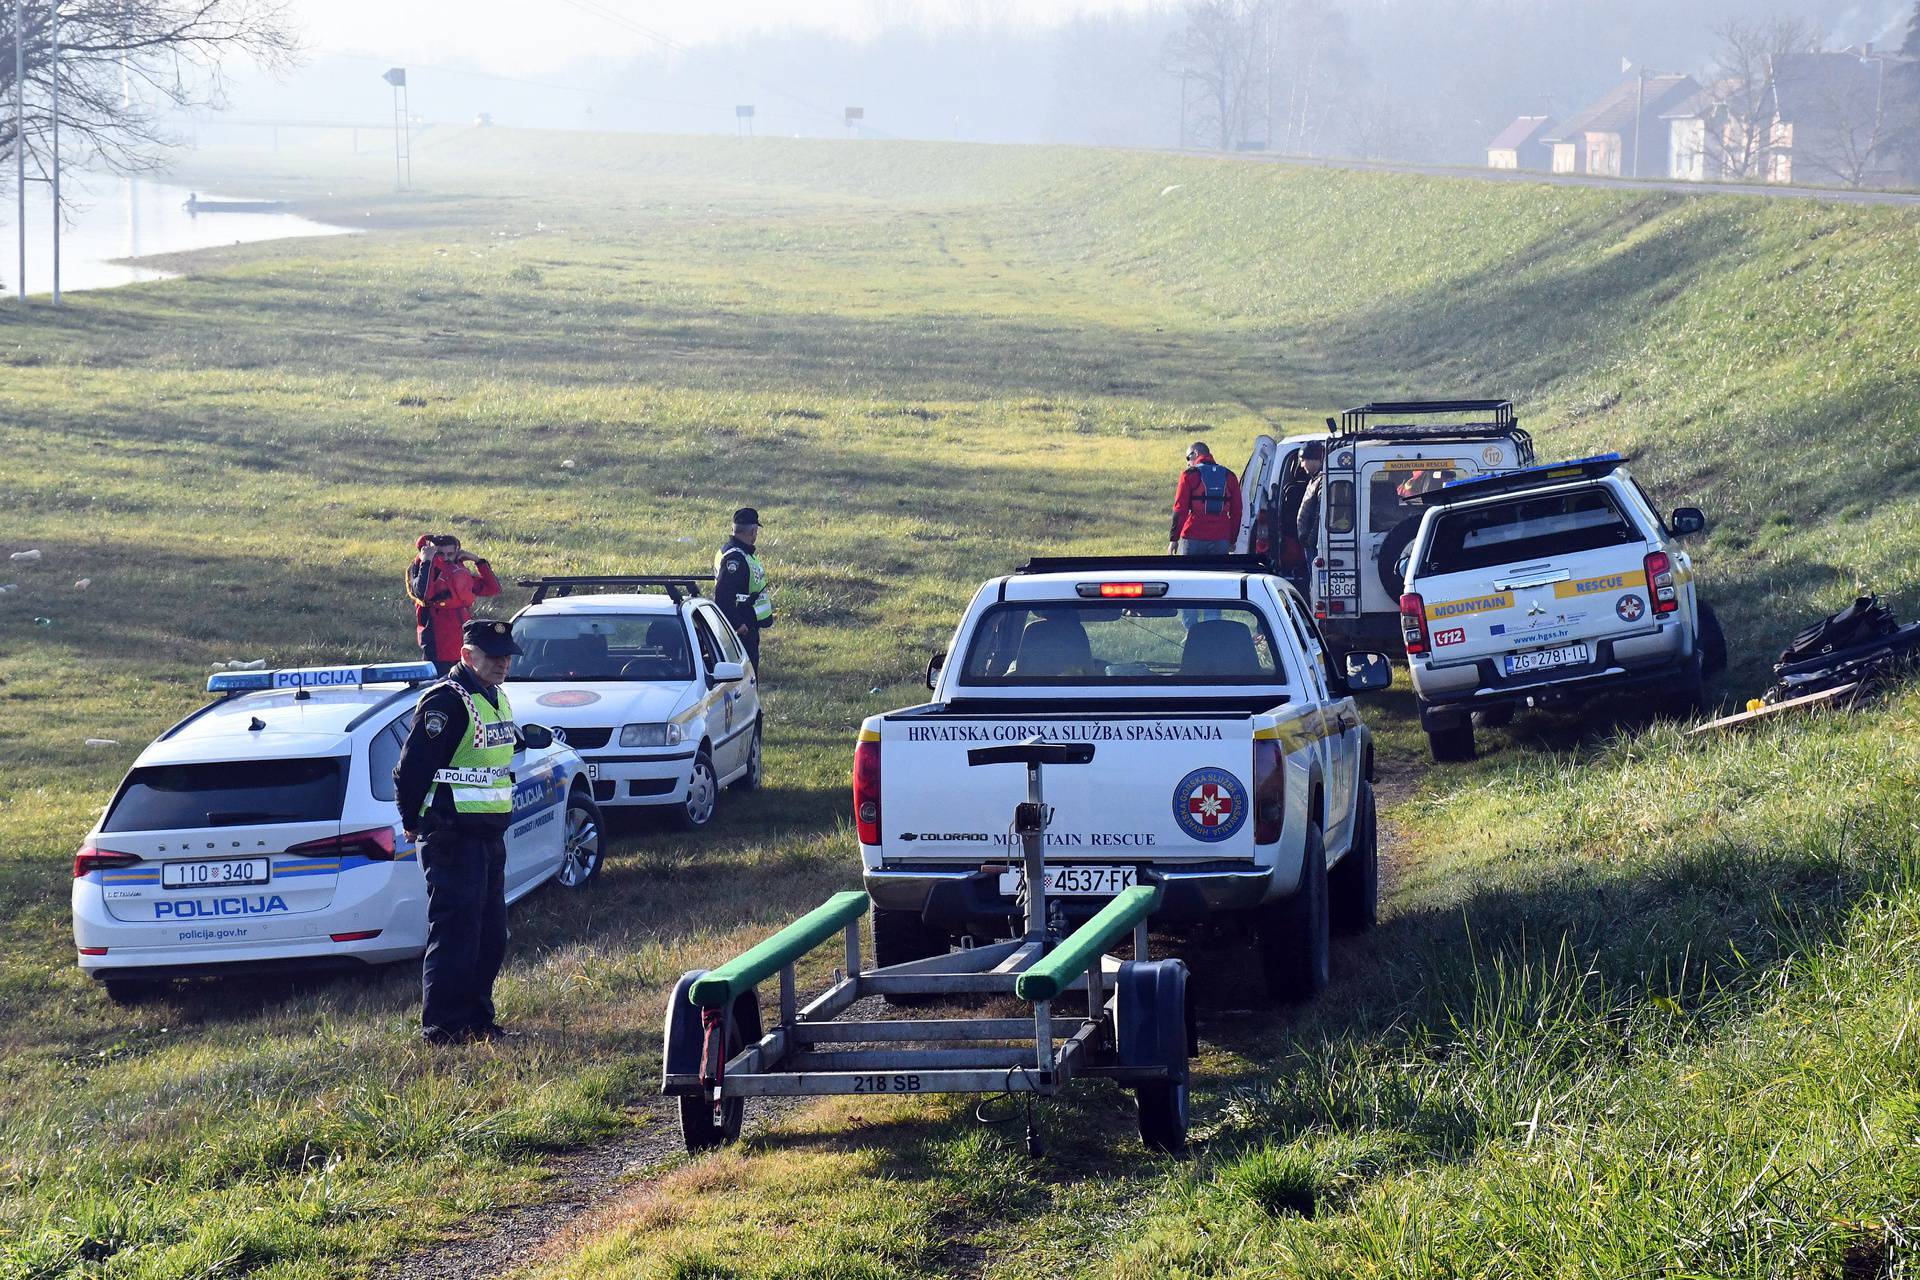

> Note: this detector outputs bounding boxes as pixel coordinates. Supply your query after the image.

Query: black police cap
[463,618,523,656]
[732,507,761,526]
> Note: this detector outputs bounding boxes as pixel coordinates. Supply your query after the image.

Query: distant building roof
[1768,50,1909,124]
[1487,115,1555,150]
[1660,79,1742,120]
[1545,74,1699,140]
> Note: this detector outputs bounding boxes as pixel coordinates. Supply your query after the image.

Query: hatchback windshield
[960,602,1284,686]
[510,613,693,682]
[1420,488,1642,577]
[102,759,346,832]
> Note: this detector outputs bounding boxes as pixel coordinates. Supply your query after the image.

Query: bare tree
[1703,16,1818,179]
[1793,54,1901,188]
[0,1,297,179]
[1267,0,1350,156]
[1162,0,1269,151]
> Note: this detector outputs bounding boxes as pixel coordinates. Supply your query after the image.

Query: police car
[73,661,604,1003]
[505,576,762,829]
[1399,454,1726,761]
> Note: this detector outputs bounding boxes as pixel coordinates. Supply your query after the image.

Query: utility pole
[1631,65,1646,178]
[49,0,58,305]
[14,0,25,303]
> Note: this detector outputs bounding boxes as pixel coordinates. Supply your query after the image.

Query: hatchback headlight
[620,722,684,747]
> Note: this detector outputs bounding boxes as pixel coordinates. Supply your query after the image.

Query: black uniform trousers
[738,622,761,676]
[420,829,509,1035]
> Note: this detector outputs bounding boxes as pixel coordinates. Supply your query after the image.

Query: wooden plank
[1690,683,1860,735]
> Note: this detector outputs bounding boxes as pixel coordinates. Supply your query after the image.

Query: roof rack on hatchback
[1406,452,1629,507]
[1015,554,1273,575]
[1331,399,1535,463]
[518,575,713,605]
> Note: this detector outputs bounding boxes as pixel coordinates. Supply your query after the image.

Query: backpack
[1775,595,1897,669]
[1192,462,1231,516]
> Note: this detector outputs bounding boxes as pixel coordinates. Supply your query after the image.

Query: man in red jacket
[1166,441,1243,557]
[408,535,502,674]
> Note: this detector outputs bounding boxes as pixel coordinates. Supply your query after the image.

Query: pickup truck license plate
[1504,643,1590,676]
[162,858,270,889]
[998,866,1137,897]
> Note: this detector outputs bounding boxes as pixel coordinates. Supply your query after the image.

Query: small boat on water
[182,192,288,215]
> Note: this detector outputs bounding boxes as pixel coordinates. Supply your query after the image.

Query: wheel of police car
[674,749,719,830]
[555,788,606,889]
[732,722,764,792]
[1328,781,1378,936]
[1259,821,1330,1003]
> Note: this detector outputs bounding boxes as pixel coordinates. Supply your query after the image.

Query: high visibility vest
[1191,461,1232,516]
[421,681,516,818]
[716,546,774,625]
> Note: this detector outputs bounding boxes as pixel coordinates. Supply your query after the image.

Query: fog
[200,0,1917,165]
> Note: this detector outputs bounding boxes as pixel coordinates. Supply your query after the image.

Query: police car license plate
[1505,643,1590,676]
[997,866,1136,897]
[162,858,269,889]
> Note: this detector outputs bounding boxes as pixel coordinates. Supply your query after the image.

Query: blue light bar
[207,661,439,694]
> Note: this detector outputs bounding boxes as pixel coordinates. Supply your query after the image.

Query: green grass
[1,128,1918,1278]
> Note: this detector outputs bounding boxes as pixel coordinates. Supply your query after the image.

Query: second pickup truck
[855,555,1391,1002]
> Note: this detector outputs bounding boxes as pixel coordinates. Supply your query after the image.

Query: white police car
[73,661,605,1003]
[505,576,762,829]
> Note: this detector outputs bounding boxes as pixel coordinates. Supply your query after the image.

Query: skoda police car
[73,661,605,1003]
[504,576,763,829]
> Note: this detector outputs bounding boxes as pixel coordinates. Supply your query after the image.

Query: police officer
[714,506,773,674]
[394,618,525,1045]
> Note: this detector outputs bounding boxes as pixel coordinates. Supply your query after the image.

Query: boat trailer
[662,739,1193,1155]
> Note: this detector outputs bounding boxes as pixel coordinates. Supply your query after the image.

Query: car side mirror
[519,724,554,750]
[1341,651,1393,694]
[1671,507,1706,536]
[710,660,746,685]
[925,651,946,691]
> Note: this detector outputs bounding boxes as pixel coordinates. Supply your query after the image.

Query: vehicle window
[1628,477,1671,537]
[368,713,410,803]
[1327,480,1356,535]
[102,758,347,832]
[690,610,723,670]
[1420,488,1643,577]
[1368,466,1463,532]
[509,613,693,682]
[1277,593,1330,696]
[700,604,744,664]
[960,602,1285,686]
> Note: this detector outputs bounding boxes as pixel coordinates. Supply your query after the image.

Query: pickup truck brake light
[1253,740,1285,844]
[1399,593,1430,655]
[1077,582,1169,599]
[853,739,882,844]
[1644,551,1678,615]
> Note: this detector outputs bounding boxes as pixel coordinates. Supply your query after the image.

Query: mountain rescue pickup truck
[1400,454,1725,762]
[854,556,1392,1003]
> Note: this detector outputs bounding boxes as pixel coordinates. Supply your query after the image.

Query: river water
[0,171,352,296]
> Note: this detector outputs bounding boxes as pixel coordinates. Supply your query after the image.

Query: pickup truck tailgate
[877,713,1259,863]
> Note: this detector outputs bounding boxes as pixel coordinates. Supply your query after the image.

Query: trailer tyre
[1119,959,1191,1156]
[676,989,762,1152]
[1260,822,1330,1004]
[1329,782,1378,936]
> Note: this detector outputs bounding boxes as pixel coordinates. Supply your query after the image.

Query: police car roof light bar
[1406,453,1629,507]
[519,575,714,605]
[206,661,441,695]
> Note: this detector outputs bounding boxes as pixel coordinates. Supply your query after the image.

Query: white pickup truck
[854,556,1391,1002]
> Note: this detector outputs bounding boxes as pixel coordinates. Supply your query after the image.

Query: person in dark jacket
[714,507,773,674]
[394,619,524,1045]
[408,535,501,675]
[1166,441,1243,556]
[1277,440,1327,584]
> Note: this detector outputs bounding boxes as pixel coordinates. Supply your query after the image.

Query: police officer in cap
[394,618,526,1044]
[714,506,773,674]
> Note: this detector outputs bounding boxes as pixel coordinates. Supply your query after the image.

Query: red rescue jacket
[408,556,501,664]
[1170,455,1243,544]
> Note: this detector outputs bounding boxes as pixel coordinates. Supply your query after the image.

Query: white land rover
[1400,454,1726,762]
[506,576,762,829]
[856,555,1392,1003]
[73,661,603,1003]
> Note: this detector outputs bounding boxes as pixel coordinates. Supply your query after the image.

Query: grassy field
[1,128,1917,1278]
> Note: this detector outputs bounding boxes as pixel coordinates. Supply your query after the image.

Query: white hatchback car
[73,661,604,1003]
[505,576,763,829]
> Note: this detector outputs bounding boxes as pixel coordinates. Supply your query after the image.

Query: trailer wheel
[1329,782,1378,936]
[1120,958,1190,1156]
[673,987,762,1153]
[1136,1080,1190,1156]
[1259,823,1329,1004]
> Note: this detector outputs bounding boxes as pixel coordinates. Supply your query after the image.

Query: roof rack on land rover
[1330,399,1534,464]
[517,575,713,605]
